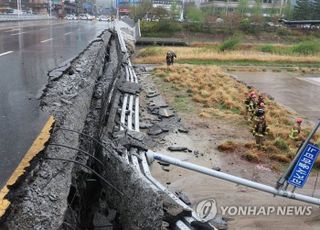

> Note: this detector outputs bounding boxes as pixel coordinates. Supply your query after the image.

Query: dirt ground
[138,65,320,230]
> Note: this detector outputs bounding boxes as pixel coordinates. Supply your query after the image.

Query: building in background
[199,0,286,16]
[0,0,48,14]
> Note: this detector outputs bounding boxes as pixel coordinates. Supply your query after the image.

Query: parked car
[79,14,88,20]
[86,14,95,20]
[65,14,77,20]
[98,15,110,22]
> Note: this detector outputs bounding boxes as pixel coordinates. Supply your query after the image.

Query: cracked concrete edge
[0,30,114,230]
[99,140,164,230]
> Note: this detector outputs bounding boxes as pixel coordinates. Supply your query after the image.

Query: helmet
[256,108,265,117]
[296,118,303,124]
[259,102,265,108]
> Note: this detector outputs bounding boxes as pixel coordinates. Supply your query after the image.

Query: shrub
[137,47,162,57]
[219,37,240,52]
[241,152,260,162]
[292,40,320,55]
[260,44,275,53]
[274,137,289,152]
[218,140,237,152]
[239,18,258,34]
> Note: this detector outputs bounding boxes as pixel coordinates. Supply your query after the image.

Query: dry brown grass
[153,64,320,168]
[217,141,238,152]
[135,46,320,64]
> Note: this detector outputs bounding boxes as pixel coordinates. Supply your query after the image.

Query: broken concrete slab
[139,122,153,129]
[158,108,175,118]
[117,80,141,95]
[178,127,189,134]
[148,124,169,136]
[147,92,160,98]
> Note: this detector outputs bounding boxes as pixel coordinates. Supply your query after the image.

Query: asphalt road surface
[0,20,109,189]
[233,71,320,122]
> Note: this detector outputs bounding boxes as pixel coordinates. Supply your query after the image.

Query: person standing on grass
[289,118,303,141]
[253,115,269,150]
[244,92,257,121]
[166,50,177,66]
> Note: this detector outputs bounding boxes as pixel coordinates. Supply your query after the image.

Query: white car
[86,14,95,20]
[98,16,110,22]
[79,14,88,20]
[65,14,77,20]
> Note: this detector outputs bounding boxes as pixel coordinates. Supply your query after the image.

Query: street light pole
[49,0,52,17]
[17,0,22,16]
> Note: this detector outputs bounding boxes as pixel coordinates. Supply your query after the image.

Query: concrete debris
[162,197,192,227]
[168,146,191,152]
[147,92,160,98]
[212,166,222,171]
[191,221,216,230]
[157,161,170,167]
[117,80,141,95]
[158,108,175,118]
[139,122,153,129]
[161,166,170,172]
[178,127,189,133]
[209,215,229,230]
[148,124,169,136]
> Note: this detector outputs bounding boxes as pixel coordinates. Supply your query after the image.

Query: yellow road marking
[0,116,54,218]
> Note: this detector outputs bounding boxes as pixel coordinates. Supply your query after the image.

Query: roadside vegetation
[152,65,320,169]
[135,45,320,70]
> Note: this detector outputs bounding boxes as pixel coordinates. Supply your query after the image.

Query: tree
[237,0,249,16]
[130,0,153,21]
[313,0,320,19]
[150,6,168,20]
[186,6,204,22]
[283,0,293,19]
[293,0,312,20]
[170,0,178,19]
[253,0,262,17]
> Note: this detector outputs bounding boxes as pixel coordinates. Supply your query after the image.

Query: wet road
[0,20,109,188]
[232,71,320,122]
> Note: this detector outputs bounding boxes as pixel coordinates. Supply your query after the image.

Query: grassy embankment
[135,40,320,71]
[149,64,320,169]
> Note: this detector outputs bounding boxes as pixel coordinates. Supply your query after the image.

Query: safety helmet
[256,108,265,117]
[296,118,303,124]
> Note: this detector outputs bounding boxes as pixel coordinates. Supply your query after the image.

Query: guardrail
[0,14,55,22]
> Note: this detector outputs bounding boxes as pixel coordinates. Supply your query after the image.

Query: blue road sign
[288,143,320,188]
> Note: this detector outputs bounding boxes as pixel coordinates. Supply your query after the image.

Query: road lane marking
[11,32,27,36]
[64,32,72,36]
[0,116,54,218]
[41,38,53,43]
[0,51,13,57]
[4,29,20,32]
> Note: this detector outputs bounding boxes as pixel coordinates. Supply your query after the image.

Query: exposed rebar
[44,157,123,195]
[48,143,104,167]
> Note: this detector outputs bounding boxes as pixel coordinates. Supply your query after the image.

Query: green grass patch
[137,47,163,58]
[292,40,320,55]
[177,59,320,67]
[274,137,289,152]
[174,95,193,112]
[219,37,241,52]
[260,44,275,53]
